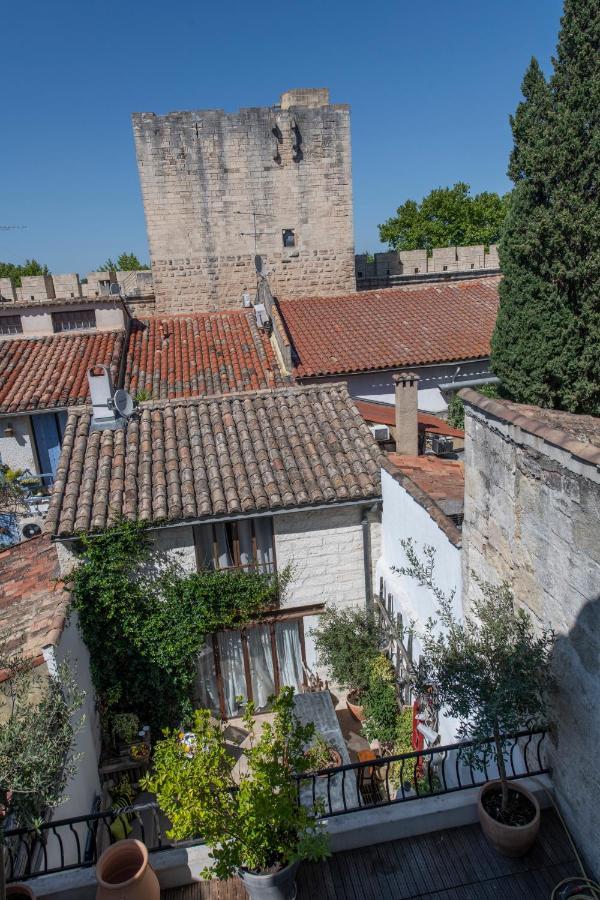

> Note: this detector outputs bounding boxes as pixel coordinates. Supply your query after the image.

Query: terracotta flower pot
[96,838,160,899]
[6,885,36,899]
[240,860,299,900]
[478,780,540,858]
[346,689,365,722]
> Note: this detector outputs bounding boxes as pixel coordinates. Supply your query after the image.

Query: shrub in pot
[362,655,400,751]
[143,687,329,899]
[412,567,554,857]
[312,606,381,719]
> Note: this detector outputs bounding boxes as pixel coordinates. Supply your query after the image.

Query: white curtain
[218,630,247,717]
[238,520,253,568]
[248,626,275,709]
[255,518,274,571]
[195,641,220,713]
[275,621,303,692]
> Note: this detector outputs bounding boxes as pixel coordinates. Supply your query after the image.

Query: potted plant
[312,606,381,721]
[111,712,140,753]
[143,687,329,899]
[304,734,342,776]
[362,654,400,752]
[414,575,554,857]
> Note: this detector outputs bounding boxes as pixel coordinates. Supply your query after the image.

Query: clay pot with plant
[142,687,329,900]
[402,540,554,857]
[312,606,381,721]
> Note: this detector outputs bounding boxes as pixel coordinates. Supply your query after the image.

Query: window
[193,518,275,573]
[0,315,23,336]
[195,613,312,717]
[52,309,96,332]
[282,229,295,248]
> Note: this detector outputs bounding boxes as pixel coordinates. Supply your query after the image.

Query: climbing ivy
[66,520,290,732]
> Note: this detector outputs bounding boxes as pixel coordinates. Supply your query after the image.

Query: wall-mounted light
[3,423,15,438]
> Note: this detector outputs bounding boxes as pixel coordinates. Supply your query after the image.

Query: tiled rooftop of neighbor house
[0,330,125,414]
[0,535,68,679]
[124,309,290,401]
[353,398,465,439]
[277,276,500,377]
[45,383,382,537]
[460,388,600,466]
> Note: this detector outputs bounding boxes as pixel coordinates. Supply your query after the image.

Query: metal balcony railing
[5,728,549,883]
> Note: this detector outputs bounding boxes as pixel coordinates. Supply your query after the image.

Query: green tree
[397,540,553,819]
[98,252,149,271]
[491,1,600,414]
[0,259,49,287]
[143,688,329,880]
[0,643,83,899]
[379,183,509,253]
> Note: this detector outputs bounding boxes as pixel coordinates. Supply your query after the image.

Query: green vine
[66,520,290,732]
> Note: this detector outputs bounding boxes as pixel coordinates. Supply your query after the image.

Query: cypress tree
[491,0,600,414]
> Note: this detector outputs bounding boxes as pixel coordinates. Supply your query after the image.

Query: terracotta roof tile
[124,310,289,401]
[278,276,500,377]
[0,331,125,414]
[0,535,69,677]
[45,384,382,536]
[386,453,465,511]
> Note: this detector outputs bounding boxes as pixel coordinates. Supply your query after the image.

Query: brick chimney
[393,372,419,455]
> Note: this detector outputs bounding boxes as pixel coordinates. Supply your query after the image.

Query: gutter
[361,503,381,612]
[439,375,500,392]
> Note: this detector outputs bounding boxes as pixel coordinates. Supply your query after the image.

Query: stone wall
[355,243,499,284]
[461,395,600,879]
[132,88,355,313]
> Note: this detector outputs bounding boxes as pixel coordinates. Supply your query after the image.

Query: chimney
[393,372,419,455]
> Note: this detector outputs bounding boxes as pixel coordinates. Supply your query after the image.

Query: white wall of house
[302,358,492,414]
[148,524,197,573]
[0,414,37,472]
[274,504,378,611]
[40,611,103,870]
[376,467,463,744]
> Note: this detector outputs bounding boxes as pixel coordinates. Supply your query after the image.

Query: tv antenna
[236,210,277,253]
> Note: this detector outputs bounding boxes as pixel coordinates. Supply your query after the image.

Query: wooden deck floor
[162,808,579,899]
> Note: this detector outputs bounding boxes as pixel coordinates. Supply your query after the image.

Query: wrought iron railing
[294,728,549,819]
[4,801,189,883]
[6,729,549,882]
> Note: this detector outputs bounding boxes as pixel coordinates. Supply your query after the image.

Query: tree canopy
[99,252,149,271]
[491,0,600,414]
[378,183,510,253]
[0,259,49,287]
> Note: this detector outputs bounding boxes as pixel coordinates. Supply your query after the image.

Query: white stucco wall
[377,467,463,744]
[0,414,37,472]
[334,359,493,413]
[47,611,102,868]
[274,504,378,611]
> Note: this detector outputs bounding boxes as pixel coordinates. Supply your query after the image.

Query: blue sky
[1,0,563,273]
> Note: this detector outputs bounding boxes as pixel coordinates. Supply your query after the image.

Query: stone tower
[132,88,355,314]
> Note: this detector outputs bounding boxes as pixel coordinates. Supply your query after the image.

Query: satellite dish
[109,282,121,295]
[112,389,135,418]
[22,523,42,539]
[254,254,264,275]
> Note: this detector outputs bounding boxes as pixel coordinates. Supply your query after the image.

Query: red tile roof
[0,535,69,679]
[387,453,465,509]
[124,310,289,401]
[354,399,465,439]
[0,331,125,414]
[278,277,500,377]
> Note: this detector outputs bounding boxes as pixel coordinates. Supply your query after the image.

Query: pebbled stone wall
[132,89,355,313]
[461,397,600,880]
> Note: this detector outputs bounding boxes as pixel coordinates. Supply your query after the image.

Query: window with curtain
[194,616,307,718]
[193,518,275,573]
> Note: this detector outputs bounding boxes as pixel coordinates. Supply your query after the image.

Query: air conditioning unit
[431,435,454,456]
[369,424,390,442]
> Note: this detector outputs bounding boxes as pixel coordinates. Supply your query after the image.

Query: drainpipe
[362,502,381,613]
